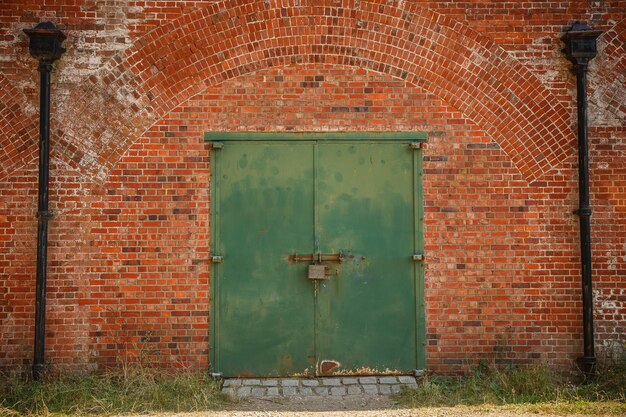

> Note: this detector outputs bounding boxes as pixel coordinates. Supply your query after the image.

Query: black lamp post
[23,21,66,381]
[562,22,602,380]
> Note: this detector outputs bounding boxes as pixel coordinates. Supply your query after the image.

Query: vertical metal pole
[562,22,601,380]
[574,61,596,378]
[33,60,53,381]
[24,21,66,382]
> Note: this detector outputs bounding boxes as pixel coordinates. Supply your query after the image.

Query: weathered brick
[0,0,624,378]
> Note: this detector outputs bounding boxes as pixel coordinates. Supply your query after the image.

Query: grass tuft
[395,363,626,415]
[0,368,229,416]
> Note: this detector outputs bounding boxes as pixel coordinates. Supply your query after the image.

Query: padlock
[307,263,329,280]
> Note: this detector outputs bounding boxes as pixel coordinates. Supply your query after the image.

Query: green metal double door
[208,133,425,377]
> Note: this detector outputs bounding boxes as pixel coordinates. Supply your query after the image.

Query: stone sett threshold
[222,376,418,398]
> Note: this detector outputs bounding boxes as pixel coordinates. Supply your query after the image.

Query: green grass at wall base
[395,363,626,415]
[0,368,228,416]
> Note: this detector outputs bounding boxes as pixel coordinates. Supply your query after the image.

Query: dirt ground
[158,395,622,417]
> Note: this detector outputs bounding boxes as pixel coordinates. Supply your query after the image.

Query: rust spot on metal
[291,368,313,377]
[319,360,341,375]
[278,354,293,373]
[331,367,404,376]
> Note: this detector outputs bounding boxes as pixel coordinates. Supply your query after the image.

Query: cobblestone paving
[222,376,418,398]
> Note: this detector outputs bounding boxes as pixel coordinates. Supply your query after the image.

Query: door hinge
[211,142,224,150]
[412,254,425,261]
[211,255,224,263]
[410,142,425,150]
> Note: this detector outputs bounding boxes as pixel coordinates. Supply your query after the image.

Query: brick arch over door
[47,0,576,183]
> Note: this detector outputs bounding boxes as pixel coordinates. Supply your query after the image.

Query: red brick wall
[1,1,625,374]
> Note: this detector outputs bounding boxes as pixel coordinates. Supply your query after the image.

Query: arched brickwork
[0,73,38,181]
[42,0,576,184]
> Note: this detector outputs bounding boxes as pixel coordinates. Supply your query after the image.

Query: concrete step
[221,376,418,398]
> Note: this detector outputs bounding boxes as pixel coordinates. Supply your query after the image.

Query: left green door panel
[211,142,316,376]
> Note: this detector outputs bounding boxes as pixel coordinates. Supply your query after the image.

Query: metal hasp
[289,252,345,263]
[23,21,66,381]
[290,253,345,280]
[562,21,602,380]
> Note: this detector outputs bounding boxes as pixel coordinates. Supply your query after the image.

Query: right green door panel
[316,143,417,374]
[210,135,424,377]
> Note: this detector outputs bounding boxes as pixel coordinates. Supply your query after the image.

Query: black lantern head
[23,21,66,62]
[562,22,602,64]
